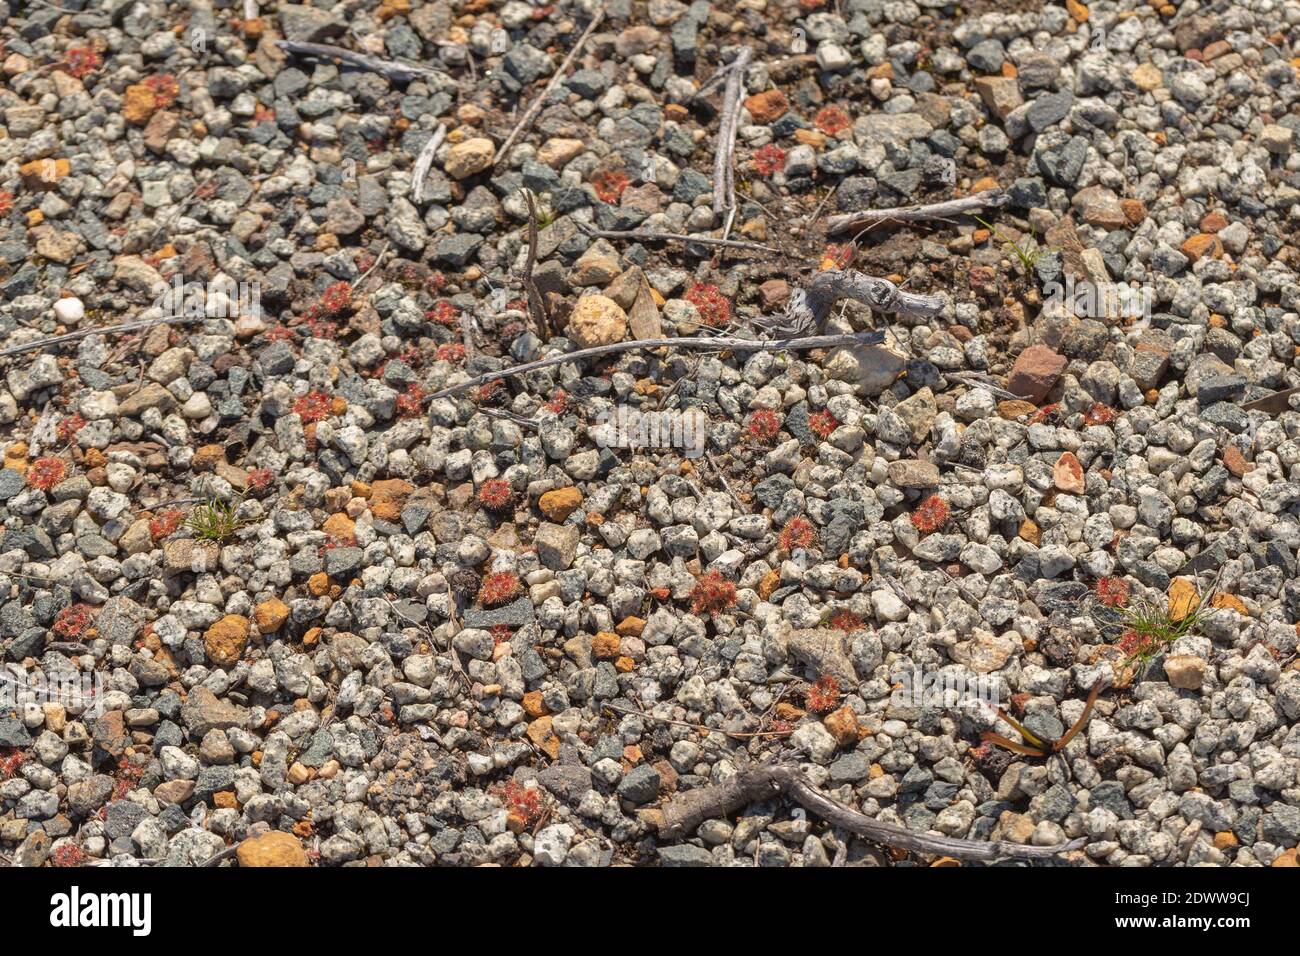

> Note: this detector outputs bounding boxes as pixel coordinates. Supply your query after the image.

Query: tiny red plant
[753,143,787,177]
[1083,403,1115,426]
[427,301,460,327]
[143,73,179,107]
[690,570,737,615]
[477,478,514,512]
[806,675,840,714]
[57,413,87,445]
[246,468,274,492]
[684,283,731,328]
[52,604,93,639]
[264,325,295,343]
[0,750,25,779]
[293,390,333,424]
[425,271,447,294]
[50,844,88,867]
[474,379,507,405]
[1095,577,1131,608]
[778,516,818,552]
[150,509,183,540]
[590,169,630,204]
[63,46,101,78]
[823,244,855,269]
[830,610,863,632]
[543,391,568,414]
[490,623,513,645]
[499,779,544,826]
[395,384,426,418]
[318,281,352,314]
[26,457,67,491]
[1028,403,1059,426]
[435,343,466,363]
[910,494,950,535]
[479,571,522,607]
[746,408,781,442]
[813,105,851,137]
[808,409,839,440]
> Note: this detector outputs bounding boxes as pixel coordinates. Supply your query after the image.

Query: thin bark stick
[603,703,793,739]
[657,764,1085,862]
[0,316,206,361]
[521,189,550,338]
[712,47,753,216]
[411,124,447,203]
[825,188,1010,236]
[424,330,886,402]
[274,40,448,84]
[423,270,945,401]
[576,222,778,254]
[491,3,609,167]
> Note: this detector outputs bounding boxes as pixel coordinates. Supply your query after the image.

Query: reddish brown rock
[1053,452,1085,494]
[744,90,789,123]
[1007,345,1067,403]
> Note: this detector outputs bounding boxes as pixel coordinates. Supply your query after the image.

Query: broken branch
[656,764,1084,862]
[712,47,754,217]
[274,40,448,84]
[492,3,609,167]
[825,188,1010,236]
[423,270,944,400]
[576,221,779,254]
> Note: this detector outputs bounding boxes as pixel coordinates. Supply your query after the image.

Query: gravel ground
[2,0,1300,868]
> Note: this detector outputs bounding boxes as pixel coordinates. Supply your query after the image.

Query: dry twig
[712,47,754,219]
[492,3,609,166]
[0,316,206,361]
[410,124,447,203]
[825,188,1010,236]
[521,189,550,338]
[656,764,1084,862]
[423,270,944,401]
[576,220,778,254]
[274,40,449,84]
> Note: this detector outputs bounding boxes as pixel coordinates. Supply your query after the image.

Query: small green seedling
[975,215,1044,271]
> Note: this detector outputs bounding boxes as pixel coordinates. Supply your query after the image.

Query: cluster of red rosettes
[395,384,426,418]
[63,46,101,78]
[746,409,781,442]
[813,105,852,136]
[26,457,67,491]
[808,409,839,440]
[478,571,522,607]
[684,283,731,328]
[690,570,737,615]
[910,494,950,535]
[143,73,180,107]
[52,604,93,639]
[778,516,818,552]
[477,478,514,513]
[57,413,87,445]
[293,390,333,424]
[805,675,841,714]
[1095,577,1131,608]
[590,169,630,204]
[150,509,183,540]
[752,143,787,177]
